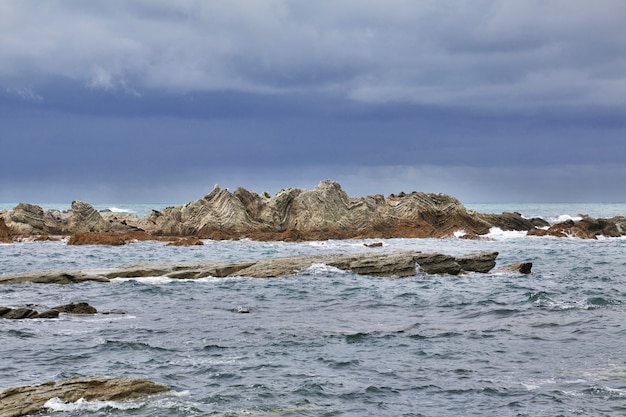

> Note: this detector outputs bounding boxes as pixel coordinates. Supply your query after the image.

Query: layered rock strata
[0,250,513,284]
[0,180,550,242]
[3,180,619,241]
[0,376,170,417]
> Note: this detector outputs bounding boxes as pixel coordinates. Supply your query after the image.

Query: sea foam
[45,397,140,412]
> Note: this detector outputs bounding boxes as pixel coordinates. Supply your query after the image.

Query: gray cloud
[1,1,625,204]
[2,1,625,109]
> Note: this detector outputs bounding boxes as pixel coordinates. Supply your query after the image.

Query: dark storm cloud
[1,1,625,203]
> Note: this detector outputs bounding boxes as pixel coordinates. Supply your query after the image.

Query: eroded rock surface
[0,180,586,242]
[0,376,170,417]
[0,251,505,284]
[527,216,626,239]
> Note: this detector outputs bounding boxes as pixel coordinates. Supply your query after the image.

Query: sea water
[1,203,625,416]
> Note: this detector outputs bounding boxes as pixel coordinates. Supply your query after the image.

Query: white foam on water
[108,207,135,214]
[453,229,467,238]
[111,276,175,284]
[45,397,140,412]
[484,227,528,240]
[552,214,583,223]
[302,263,348,276]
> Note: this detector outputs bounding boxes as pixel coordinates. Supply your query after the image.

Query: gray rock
[456,251,499,273]
[0,250,508,284]
[0,303,98,319]
[495,262,533,274]
[0,376,170,417]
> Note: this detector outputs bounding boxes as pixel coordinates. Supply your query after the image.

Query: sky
[1,0,625,204]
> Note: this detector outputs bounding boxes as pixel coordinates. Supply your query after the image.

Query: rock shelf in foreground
[0,250,525,285]
[0,376,170,417]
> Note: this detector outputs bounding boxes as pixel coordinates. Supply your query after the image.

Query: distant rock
[527,216,626,239]
[3,203,47,235]
[135,180,534,240]
[2,180,619,241]
[0,376,170,417]
[0,302,98,319]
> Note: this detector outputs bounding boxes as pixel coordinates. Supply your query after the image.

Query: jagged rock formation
[137,180,541,240]
[527,216,626,239]
[0,250,502,284]
[0,376,170,417]
[1,180,620,241]
[0,303,98,319]
[1,200,145,239]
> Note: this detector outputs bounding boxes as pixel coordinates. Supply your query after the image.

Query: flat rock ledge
[0,251,516,284]
[0,376,170,417]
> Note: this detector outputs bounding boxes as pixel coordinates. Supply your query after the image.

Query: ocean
[1,203,625,416]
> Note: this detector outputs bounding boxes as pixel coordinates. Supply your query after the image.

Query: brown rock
[2,180,580,241]
[53,302,98,314]
[0,376,170,417]
[166,237,204,246]
[0,308,39,319]
[67,231,155,246]
[3,203,47,235]
[527,217,626,239]
[0,217,16,243]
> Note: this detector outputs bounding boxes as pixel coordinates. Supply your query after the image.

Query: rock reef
[1,180,621,242]
[0,250,518,284]
[0,180,550,242]
[0,376,170,417]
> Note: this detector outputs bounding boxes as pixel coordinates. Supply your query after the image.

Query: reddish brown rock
[166,236,204,246]
[0,217,16,243]
[527,217,626,239]
[67,231,155,246]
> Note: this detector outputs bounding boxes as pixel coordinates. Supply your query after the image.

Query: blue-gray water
[1,204,625,416]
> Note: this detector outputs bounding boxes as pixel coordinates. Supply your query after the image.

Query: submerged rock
[0,376,170,417]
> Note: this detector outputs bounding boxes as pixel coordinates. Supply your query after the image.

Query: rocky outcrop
[0,250,506,284]
[135,180,533,240]
[2,203,47,235]
[527,216,626,239]
[0,303,98,319]
[2,180,620,241]
[1,201,143,238]
[0,376,170,417]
